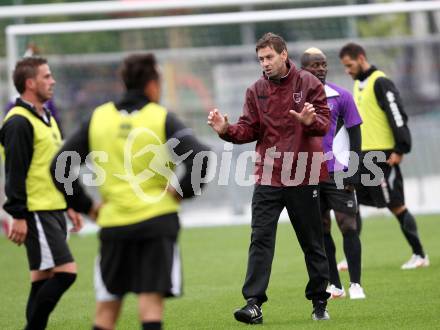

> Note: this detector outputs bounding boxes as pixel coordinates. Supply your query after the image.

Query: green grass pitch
[1,214,439,329]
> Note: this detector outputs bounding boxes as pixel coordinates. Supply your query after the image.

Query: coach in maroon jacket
[208,33,331,323]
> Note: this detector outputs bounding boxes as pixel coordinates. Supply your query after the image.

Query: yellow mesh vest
[2,107,66,211]
[353,70,395,151]
[88,102,180,227]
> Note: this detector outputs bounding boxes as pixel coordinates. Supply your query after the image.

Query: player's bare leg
[94,300,123,330]
[138,293,164,329]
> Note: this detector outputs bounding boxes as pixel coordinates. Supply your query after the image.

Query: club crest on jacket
[293,91,303,104]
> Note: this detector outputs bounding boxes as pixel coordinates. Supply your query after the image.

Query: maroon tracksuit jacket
[220,60,330,186]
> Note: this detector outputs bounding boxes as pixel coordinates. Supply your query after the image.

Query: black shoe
[312,300,330,321]
[233,299,263,324]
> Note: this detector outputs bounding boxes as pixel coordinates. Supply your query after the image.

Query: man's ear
[143,80,152,96]
[144,79,160,102]
[358,54,367,64]
[25,78,35,91]
[143,81,149,96]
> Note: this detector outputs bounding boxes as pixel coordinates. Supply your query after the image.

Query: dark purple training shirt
[323,82,362,173]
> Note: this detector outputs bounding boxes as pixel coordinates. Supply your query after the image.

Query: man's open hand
[289,102,317,126]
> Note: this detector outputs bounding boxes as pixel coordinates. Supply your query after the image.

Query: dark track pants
[242,185,330,303]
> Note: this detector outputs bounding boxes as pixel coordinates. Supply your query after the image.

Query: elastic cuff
[67,195,93,214]
[8,210,32,220]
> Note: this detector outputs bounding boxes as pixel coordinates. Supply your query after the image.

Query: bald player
[301,48,365,299]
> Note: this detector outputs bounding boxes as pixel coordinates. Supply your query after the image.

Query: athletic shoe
[337,259,348,272]
[349,283,366,299]
[233,298,263,324]
[326,284,346,299]
[312,300,330,321]
[401,254,430,270]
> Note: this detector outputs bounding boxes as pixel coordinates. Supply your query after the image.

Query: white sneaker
[326,284,346,299]
[337,259,348,272]
[401,254,430,270]
[349,283,366,299]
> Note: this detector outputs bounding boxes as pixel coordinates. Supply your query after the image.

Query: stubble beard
[36,89,51,104]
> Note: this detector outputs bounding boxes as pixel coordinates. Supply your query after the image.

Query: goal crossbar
[0,0,308,19]
[7,1,440,36]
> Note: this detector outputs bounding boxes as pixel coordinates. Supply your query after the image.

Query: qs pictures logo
[114,127,191,203]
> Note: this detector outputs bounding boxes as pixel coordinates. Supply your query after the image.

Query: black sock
[396,210,425,257]
[142,321,162,330]
[25,272,77,330]
[356,212,362,236]
[343,230,362,284]
[323,233,341,289]
[26,279,48,322]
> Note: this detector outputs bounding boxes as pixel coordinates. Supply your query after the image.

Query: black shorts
[356,163,405,209]
[94,235,182,301]
[320,175,358,215]
[25,211,74,271]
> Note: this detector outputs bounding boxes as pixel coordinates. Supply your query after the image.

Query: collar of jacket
[115,89,151,113]
[324,84,340,98]
[15,97,52,124]
[357,65,377,82]
[263,59,296,85]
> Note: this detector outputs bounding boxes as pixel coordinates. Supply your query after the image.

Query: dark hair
[255,32,287,54]
[13,57,48,94]
[339,42,367,59]
[120,53,159,90]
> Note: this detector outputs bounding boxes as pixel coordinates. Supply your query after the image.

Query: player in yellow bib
[0,57,83,330]
[50,53,209,330]
[339,43,428,270]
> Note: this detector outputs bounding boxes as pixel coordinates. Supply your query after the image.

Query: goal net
[2,0,440,220]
